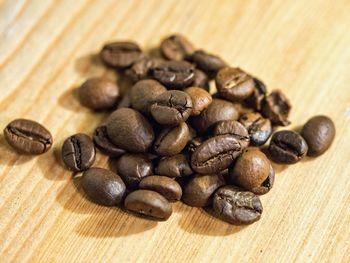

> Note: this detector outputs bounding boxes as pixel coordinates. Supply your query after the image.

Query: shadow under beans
[74,53,105,78]
[58,87,81,111]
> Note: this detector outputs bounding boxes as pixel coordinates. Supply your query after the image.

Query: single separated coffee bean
[239,112,272,146]
[62,133,95,172]
[262,90,291,126]
[188,50,227,78]
[139,175,182,202]
[269,130,308,164]
[93,126,125,157]
[213,120,250,149]
[78,78,119,110]
[81,167,126,206]
[213,186,263,225]
[216,67,255,102]
[184,87,212,116]
[160,34,195,61]
[124,190,172,220]
[301,115,335,157]
[4,119,53,155]
[245,78,267,111]
[100,41,144,68]
[106,108,154,153]
[182,174,225,207]
[150,90,193,125]
[156,154,193,178]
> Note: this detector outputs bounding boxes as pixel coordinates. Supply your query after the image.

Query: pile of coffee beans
[3,34,336,225]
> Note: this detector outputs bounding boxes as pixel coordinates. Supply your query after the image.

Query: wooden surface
[1,0,350,262]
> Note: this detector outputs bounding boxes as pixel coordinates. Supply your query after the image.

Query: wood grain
[1,0,350,262]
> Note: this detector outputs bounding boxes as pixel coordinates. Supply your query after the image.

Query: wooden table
[1,0,350,262]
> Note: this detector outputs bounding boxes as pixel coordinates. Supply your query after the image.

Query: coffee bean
[150,60,195,89]
[78,78,119,110]
[269,130,308,164]
[213,120,250,149]
[4,119,53,155]
[187,137,204,156]
[182,174,225,207]
[229,148,272,194]
[188,50,227,78]
[191,135,242,174]
[192,69,209,90]
[124,190,172,220]
[184,87,212,116]
[160,34,195,61]
[154,122,189,156]
[262,90,291,126]
[150,90,193,125]
[139,175,182,202]
[191,99,240,134]
[130,79,167,114]
[106,108,154,153]
[239,112,272,146]
[156,154,193,178]
[216,67,255,102]
[244,78,267,111]
[251,164,275,195]
[81,167,126,206]
[125,57,164,82]
[301,115,335,157]
[213,186,263,225]
[93,126,125,157]
[62,133,95,172]
[100,41,144,68]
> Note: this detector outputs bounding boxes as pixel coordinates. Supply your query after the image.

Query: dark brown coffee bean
[269,130,308,164]
[191,135,241,174]
[125,57,164,82]
[244,78,267,111]
[81,167,126,206]
[188,50,227,78]
[213,120,250,149]
[191,99,240,134]
[192,69,209,90]
[62,133,95,172]
[182,174,225,207]
[301,115,336,157]
[160,34,195,61]
[100,41,143,69]
[93,126,125,157]
[106,108,154,153]
[156,154,193,178]
[239,112,272,146]
[150,60,195,89]
[139,175,182,202]
[124,190,172,220]
[150,90,193,125]
[116,153,153,190]
[154,122,189,156]
[184,87,212,116]
[78,78,119,110]
[130,79,167,114]
[213,186,263,225]
[4,119,53,155]
[229,148,272,194]
[251,164,275,195]
[216,67,255,102]
[262,90,291,126]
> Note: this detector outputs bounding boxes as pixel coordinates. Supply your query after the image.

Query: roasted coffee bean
[182,174,225,207]
[78,78,119,110]
[213,120,250,149]
[62,133,95,172]
[150,90,193,125]
[191,99,240,134]
[160,34,195,61]
[139,175,182,202]
[191,135,241,174]
[251,164,275,195]
[81,168,126,206]
[216,67,255,102]
[116,154,153,190]
[4,119,53,155]
[93,126,125,157]
[184,87,212,116]
[262,90,291,126]
[125,57,164,82]
[100,41,143,69]
[213,186,263,225]
[154,122,189,156]
[124,190,172,220]
[156,154,193,178]
[106,108,154,152]
[269,130,308,164]
[150,60,195,89]
[229,148,272,194]
[301,115,335,157]
[130,79,167,114]
[188,50,227,78]
[245,78,267,111]
[239,112,272,146]
[192,69,209,90]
